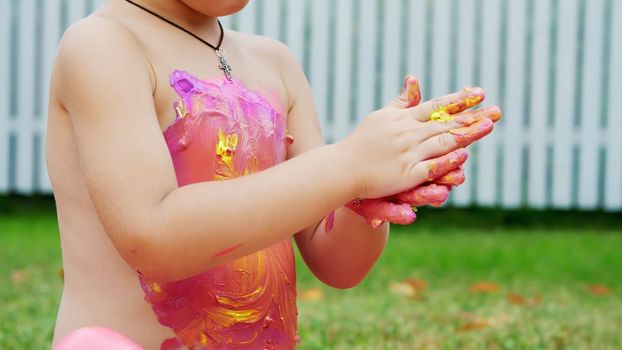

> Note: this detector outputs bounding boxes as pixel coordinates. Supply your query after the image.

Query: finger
[388,75,422,109]
[417,118,494,160]
[408,149,468,187]
[426,148,468,180]
[346,198,416,227]
[395,183,450,206]
[409,86,485,122]
[418,105,502,139]
[454,105,502,124]
[434,168,466,186]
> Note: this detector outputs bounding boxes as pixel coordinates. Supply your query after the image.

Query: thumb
[389,74,422,109]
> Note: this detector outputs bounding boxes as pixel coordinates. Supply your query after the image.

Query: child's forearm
[134,143,356,282]
[295,206,389,289]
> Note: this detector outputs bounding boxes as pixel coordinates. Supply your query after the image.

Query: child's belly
[52,208,177,349]
[139,239,298,349]
[54,279,176,350]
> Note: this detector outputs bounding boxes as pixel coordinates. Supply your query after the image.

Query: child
[46,0,501,348]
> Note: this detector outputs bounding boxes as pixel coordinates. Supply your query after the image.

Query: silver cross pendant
[216,48,233,81]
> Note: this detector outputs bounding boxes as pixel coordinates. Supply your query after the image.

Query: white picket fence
[1,0,621,211]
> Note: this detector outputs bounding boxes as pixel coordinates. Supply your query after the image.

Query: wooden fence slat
[38,0,62,193]
[332,0,354,141]
[501,0,528,208]
[451,0,477,206]
[430,0,452,99]
[428,0,454,207]
[1,0,621,210]
[354,0,378,124]
[552,0,580,208]
[605,0,622,210]
[406,0,426,89]
[261,0,281,40]
[67,0,87,25]
[284,0,305,64]
[0,0,10,192]
[15,0,37,193]
[219,15,232,29]
[309,0,331,140]
[381,0,402,105]
[94,0,107,9]
[476,0,502,206]
[528,0,552,208]
[237,0,257,33]
[578,0,605,209]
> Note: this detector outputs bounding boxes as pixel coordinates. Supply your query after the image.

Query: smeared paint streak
[396,184,451,207]
[430,86,485,121]
[450,118,495,145]
[454,105,503,125]
[141,70,298,350]
[435,168,466,186]
[427,149,469,180]
[345,198,416,227]
[324,211,336,232]
[212,243,245,258]
[402,75,422,107]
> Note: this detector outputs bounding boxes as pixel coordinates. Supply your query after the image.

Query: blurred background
[1,0,621,349]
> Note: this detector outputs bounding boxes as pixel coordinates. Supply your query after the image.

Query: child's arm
[55,19,356,283]
[276,42,496,288]
[54,18,492,283]
[271,43,389,288]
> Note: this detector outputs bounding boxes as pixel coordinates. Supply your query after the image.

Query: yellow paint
[174,98,188,120]
[207,307,263,327]
[216,129,239,168]
[216,286,263,307]
[430,107,455,122]
[200,333,208,345]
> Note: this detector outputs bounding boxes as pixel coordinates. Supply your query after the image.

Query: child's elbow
[126,241,179,283]
[110,223,177,282]
[133,236,198,283]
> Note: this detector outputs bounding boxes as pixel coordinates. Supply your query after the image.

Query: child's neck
[128,0,220,41]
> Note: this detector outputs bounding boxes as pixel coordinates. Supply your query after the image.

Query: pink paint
[325,210,336,232]
[345,198,416,227]
[396,184,450,207]
[140,70,298,349]
[53,327,143,350]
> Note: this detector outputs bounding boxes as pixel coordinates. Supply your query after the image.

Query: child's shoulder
[51,15,155,111]
[227,30,301,75]
[58,15,146,57]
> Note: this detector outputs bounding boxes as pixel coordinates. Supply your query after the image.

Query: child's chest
[146,41,288,135]
[163,68,290,184]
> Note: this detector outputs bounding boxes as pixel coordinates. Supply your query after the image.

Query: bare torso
[46,1,288,348]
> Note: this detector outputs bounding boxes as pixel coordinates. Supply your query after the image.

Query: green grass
[1,197,621,349]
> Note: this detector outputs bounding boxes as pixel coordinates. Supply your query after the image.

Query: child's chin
[181,0,250,17]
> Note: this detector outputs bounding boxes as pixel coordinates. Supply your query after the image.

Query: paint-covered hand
[333,75,502,229]
[343,149,468,228]
[338,75,500,201]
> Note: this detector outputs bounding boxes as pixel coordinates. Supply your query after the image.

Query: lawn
[1,197,621,349]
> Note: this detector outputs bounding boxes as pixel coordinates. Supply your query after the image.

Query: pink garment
[138,70,298,349]
[53,327,143,350]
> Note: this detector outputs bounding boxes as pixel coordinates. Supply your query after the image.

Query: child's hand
[342,149,468,228]
[338,75,501,200]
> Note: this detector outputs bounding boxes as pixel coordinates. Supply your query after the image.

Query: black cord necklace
[124,0,233,81]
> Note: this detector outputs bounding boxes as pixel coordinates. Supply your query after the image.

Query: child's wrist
[329,141,362,199]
